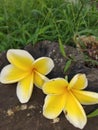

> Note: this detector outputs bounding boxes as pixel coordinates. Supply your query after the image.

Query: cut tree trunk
[0,41,98,130]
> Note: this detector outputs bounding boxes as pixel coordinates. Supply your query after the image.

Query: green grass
[0,0,98,51]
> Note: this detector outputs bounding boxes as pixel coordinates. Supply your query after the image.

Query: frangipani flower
[0,49,54,103]
[42,74,98,129]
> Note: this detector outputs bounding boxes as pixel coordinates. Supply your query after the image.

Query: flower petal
[34,71,49,89]
[64,91,87,129]
[16,73,33,103]
[33,57,54,75]
[43,94,65,119]
[7,49,34,71]
[0,65,28,83]
[43,78,68,95]
[68,74,88,90]
[72,89,98,105]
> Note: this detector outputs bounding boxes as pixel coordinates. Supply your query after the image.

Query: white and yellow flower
[0,49,54,103]
[42,74,98,129]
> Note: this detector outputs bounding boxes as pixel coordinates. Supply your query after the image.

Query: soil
[0,41,98,130]
[76,35,98,68]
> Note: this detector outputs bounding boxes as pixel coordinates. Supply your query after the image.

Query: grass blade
[64,59,72,73]
[87,109,98,118]
[59,38,66,57]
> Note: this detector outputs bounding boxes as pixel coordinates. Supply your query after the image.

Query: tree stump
[0,41,98,130]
